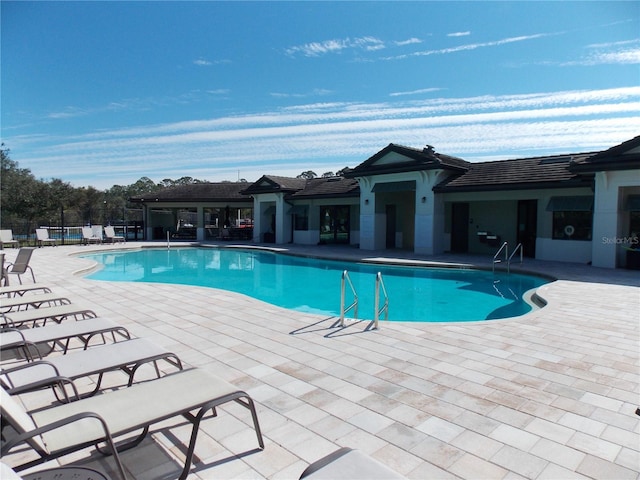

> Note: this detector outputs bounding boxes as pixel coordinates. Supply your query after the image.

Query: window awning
[287,205,308,215]
[626,195,640,211]
[372,180,416,193]
[546,196,593,212]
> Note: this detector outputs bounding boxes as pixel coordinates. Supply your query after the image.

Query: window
[547,196,593,241]
[295,214,309,231]
[552,211,592,240]
[289,205,309,231]
[320,205,350,244]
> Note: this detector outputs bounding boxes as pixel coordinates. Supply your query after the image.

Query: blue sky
[2,1,639,189]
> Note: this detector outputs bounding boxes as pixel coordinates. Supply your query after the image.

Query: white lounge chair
[1,368,264,480]
[104,226,125,243]
[1,317,130,357]
[0,283,52,297]
[1,293,71,313]
[81,226,102,245]
[0,229,19,248]
[1,337,183,401]
[3,247,36,284]
[1,304,97,328]
[35,228,58,247]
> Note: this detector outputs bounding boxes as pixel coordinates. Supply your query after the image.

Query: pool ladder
[493,242,523,273]
[340,270,389,329]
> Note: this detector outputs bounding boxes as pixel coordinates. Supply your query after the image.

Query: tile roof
[129,183,252,203]
[345,143,469,177]
[434,153,595,192]
[289,177,360,199]
[570,135,640,172]
[240,175,308,195]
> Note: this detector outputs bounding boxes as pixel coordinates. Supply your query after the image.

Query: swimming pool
[82,248,549,322]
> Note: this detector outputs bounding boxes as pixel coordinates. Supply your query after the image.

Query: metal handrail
[340,270,358,326]
[507,243,523,273]
[492,242,508,273]
[374,272,389,329]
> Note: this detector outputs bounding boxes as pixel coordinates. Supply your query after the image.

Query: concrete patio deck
[2,242,638,480]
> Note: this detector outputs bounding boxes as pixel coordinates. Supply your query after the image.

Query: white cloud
[193,58,212,66]
[447,31,471,37]
[16,86,639,188]
[389,88,443,97]
[385,32,557,60]
[395,38,422,46]
[285,36,387,57]
[569,47,640,66]
[270,89,333,99]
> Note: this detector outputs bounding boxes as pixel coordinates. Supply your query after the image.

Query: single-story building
[130,136,640,269]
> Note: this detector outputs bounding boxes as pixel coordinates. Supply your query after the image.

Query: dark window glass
[552,211,592,240]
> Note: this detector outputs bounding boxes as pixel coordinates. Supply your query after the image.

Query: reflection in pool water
[83,248,549,322]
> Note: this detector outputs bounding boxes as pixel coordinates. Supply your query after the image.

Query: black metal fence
[0,222,145,247]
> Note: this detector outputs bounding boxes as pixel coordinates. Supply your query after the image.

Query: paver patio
[1,242,638,479]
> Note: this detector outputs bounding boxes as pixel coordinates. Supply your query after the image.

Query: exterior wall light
[421,196,427,203]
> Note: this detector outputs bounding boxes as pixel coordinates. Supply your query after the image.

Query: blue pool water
[82,248,549,322]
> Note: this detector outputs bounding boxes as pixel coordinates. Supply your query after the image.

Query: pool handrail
[493,242,508,273]
[508,243,523,273]
[374,272,389,329]
[339,270,358,326]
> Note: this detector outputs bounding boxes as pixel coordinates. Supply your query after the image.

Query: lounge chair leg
[241,396,265,450]
[179,408,208,480]
[96,426,149,456]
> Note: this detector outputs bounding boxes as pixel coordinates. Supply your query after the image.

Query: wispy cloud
[587,39,639,49]
[385,32,558,60]
[270,89,333,99]
[285,36,387,57]
[395,38,422,46]
[389,88,443,97]
[193,58,231,66]
[447,31,471,37]
[193,58,212,66]
[44,90,229,122]
[17,86,639,187]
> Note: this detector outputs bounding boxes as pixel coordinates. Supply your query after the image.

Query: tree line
[0,145,352,236]
[0,145,213,235]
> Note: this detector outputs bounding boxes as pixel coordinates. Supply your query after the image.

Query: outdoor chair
[1,283,52,297]
[35,228,58,247]
[1,368,265,480]
[3,248,36,284]
[0,229,19,248]
[1,304,97,328]
[81,226,103,245]
[1,337,183,402]
[104,226,125,243]
[1,293,71,313]
[299,447,406,479]
[1,318,130,358]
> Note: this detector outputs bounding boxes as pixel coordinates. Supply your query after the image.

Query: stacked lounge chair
[0,284,266,480]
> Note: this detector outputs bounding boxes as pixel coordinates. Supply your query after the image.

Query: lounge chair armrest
[2,411,109,452]
[2,411,128,480]
[1,360,60,377]
[0,327,27,342]
[3,374,81,402]
[0,339,43,361]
